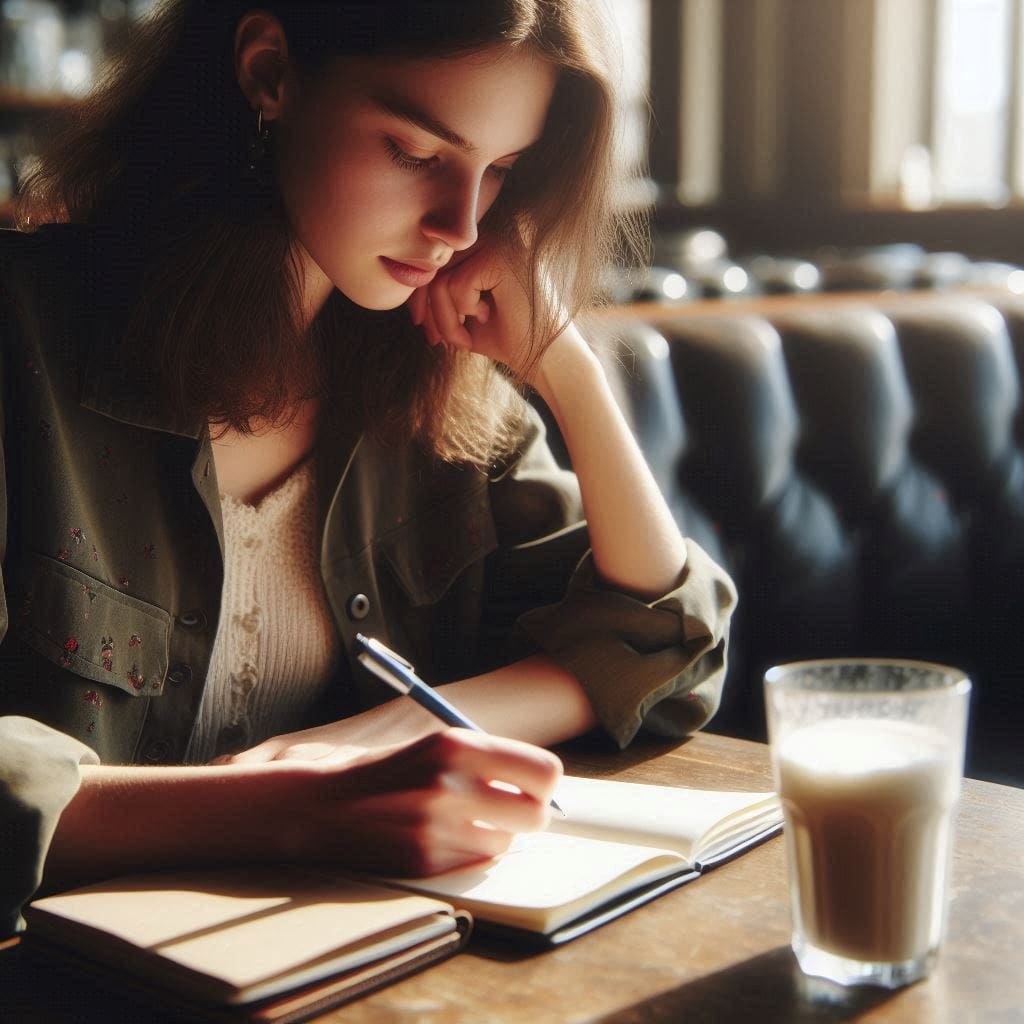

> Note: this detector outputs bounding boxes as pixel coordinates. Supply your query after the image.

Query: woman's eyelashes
[384,137,513,180]
[384,137,436,171]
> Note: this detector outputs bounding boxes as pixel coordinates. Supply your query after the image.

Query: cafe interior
[0,0,1021,791]
[0,3,1022,1022]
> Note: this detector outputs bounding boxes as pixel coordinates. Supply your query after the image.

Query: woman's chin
[340,281,414,313]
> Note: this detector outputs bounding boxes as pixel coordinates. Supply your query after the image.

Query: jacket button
[177,610,207,630]
[143,739,170,762]
[346,593,371,621]
[167,662,192,686]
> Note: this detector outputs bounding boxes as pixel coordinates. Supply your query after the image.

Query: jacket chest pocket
[12,552,171,697]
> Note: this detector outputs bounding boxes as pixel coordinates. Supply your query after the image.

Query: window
[933,0,1016,204]
[642,0,1024,212]
[859,0,1024,208]
[606,0,654,204]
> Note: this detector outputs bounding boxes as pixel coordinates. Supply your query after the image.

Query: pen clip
[355,633,415,672]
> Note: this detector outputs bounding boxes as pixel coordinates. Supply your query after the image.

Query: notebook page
[385,831,685,932]
[548,776,778,861]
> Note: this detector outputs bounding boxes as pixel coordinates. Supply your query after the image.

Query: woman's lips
[380,256,438,288]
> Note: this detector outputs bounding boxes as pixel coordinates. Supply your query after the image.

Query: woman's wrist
[531,322,604,413]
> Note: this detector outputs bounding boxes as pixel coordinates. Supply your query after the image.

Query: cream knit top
[185,456,341,765]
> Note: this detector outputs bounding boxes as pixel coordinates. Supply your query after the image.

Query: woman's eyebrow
[368,91,538,159]
[369,91,476,153]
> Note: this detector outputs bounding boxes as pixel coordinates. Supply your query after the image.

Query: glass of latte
[765,659,971,989]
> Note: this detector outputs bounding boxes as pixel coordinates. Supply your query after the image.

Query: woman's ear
[234,11,291,120]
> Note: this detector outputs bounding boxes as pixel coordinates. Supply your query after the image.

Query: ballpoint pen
[354,633,564,816]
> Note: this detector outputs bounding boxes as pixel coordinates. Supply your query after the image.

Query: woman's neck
[209,398,321,507]
[295,243,336,330]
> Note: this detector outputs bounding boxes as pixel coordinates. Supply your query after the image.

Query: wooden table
[3,732,1022,1023]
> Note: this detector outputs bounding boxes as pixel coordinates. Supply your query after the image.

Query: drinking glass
[764,658,970,989]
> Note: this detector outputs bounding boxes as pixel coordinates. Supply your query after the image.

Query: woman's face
[273,44,557,318]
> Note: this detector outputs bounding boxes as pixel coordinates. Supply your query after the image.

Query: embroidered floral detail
[91,545,99,562]
[100,636,114,671]
[39,419,53,441]
[142,543,155,559]
[70,527,85,545]
[118,575,130,588]
[83,690,103,707]
[86,721,96,734]
[127,665,144,690]
[128,634,142,648]
[56,548,70,561]
[25,358,39,376]
[237,607,260,634]
[61,636,79,668]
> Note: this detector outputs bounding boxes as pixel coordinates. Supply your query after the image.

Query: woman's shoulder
[0,224,142,324]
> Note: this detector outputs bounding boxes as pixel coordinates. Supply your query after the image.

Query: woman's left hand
[211,696,444,766]
[406,240,549,383]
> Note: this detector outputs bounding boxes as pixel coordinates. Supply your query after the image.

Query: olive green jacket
[0,225,736,934]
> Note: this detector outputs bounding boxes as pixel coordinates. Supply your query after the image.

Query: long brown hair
[17,0,645,463]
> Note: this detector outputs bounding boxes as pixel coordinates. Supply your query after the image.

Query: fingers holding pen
[308,729,563,876]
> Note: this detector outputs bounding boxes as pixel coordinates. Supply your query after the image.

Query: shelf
[0,85,74,116]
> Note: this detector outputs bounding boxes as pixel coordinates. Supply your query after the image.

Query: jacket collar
[61,225,206,439]
[58,224,365,511]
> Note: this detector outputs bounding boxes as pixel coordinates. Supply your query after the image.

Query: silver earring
[245,106,272,179]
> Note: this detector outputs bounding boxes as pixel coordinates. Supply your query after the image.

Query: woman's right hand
[288,728,562,876]
[44,729,561,892]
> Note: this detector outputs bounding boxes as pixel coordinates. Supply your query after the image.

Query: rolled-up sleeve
[487,406,738,748]
[516,540,736,747]
[0,716,99,936]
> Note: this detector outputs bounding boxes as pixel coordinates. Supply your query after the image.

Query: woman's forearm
[437,654,597,745]
[220,654,597,766]
[42,761,303,892]
[533,323,688,600]
[42,728,562,893]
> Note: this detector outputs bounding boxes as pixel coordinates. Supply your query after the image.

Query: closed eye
[385,137,515,182]
[384,137,436,172]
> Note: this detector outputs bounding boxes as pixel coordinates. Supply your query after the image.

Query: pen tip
[551,798,566,818]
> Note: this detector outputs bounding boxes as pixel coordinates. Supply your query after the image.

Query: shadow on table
[592,946,898,1024]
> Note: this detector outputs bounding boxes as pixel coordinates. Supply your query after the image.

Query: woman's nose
[422,176,481,252]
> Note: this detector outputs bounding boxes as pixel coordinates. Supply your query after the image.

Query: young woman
[0,0,736,935]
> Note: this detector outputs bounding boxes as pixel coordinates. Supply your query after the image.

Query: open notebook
[381,775,782,945]
[24,777,781,1017]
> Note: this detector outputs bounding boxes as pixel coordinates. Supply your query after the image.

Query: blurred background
[1,0,1022,295]
[0,0,157,217]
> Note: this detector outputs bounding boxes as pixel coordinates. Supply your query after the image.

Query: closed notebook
[378,775,783,946]
[24,867,470,1023]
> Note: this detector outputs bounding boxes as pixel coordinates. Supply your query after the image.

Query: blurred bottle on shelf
[58,2,103,96]
[0,0,157,98]
[0,135,13,201]
[1,0,64,94]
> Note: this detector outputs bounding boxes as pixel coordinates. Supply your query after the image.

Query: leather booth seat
[552,292,1024,785]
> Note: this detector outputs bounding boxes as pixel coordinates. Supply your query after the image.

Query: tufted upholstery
[561,292,1024,785]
